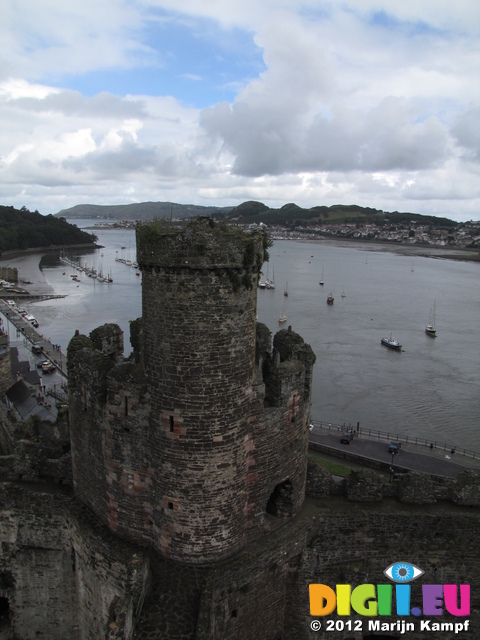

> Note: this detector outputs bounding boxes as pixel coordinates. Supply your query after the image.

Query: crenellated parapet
[68,324,153,543]
[136,216,266,272]
[244,323,316,532]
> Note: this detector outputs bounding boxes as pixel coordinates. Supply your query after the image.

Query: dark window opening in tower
[266,479,294,518]
[0,597,10,630]
[169,415,174,432]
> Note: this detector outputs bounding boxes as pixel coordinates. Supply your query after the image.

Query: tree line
[0,206,97,254]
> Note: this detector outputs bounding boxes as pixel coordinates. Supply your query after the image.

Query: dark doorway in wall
[0,597,10,632]
[266,479,294,517]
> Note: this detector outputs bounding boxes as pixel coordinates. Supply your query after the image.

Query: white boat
[425,301,437,337]
[260,265,274,289]
[266,265,275,289]
[278,295,288,323]
[381,334,402,350]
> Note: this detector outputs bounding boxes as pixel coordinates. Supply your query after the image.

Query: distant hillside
[0,205,97,255]
[55,201,234,220]
[227,201,459,228]
[55,200,459,229]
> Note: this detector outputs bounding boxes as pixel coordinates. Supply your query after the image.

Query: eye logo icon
[384,562,424,583]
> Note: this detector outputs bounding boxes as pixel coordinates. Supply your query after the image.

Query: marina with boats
[60,251,114,282]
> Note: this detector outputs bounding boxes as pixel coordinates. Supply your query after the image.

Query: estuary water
[2,223,479,451]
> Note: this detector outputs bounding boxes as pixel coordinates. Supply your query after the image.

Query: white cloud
[0,0,479,220]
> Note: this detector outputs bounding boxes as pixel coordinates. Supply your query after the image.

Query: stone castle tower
[68,218,316,566]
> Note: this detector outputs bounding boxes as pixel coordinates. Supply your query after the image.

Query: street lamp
[389,452,395,483]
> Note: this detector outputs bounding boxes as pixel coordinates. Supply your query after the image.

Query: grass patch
[309,454,351,477]
[434,252,480,263]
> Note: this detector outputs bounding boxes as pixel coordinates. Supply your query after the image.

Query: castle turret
[136,218,265,563]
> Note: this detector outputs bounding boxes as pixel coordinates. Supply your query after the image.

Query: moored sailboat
[425,301,437,337]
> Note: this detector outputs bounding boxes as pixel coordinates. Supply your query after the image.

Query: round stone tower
[136,218,266,564]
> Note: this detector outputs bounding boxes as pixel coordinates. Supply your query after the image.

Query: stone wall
[68,326,153,544]
[306,458,480,506]
[0,336,11,401]
[1,459,479,639]
[245,324,316,535]
[289,500,480,640]
[0,485,150,640]
[132,491,480,640]
[0,487,79,640]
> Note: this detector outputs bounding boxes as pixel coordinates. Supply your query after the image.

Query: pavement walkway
[309,422,480,479]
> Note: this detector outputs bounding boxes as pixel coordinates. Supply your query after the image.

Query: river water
[2,223,479,451]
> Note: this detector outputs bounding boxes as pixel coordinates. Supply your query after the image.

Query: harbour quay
[0,297,67,377]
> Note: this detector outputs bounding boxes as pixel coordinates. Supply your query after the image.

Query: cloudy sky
[1,1,479,221]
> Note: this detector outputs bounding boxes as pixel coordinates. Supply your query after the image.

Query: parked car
[388,441,402,454]
[31,344,43,354]
[41,361,56,374]
[340,433,354,444]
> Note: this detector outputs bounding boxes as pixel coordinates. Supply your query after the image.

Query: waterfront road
[0,298,67,377]
[309,424,480,479]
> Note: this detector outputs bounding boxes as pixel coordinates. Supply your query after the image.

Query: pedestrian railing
[310,419,479,461]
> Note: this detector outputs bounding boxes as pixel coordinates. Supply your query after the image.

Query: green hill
[55,201,234,220]
[227,201,458,228]
[0,205,97,254]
